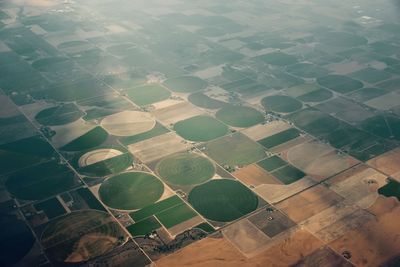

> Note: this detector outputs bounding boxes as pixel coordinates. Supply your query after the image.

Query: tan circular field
[101,110,155,136]
[78,149,124,168]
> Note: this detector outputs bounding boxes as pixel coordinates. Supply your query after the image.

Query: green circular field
[188,179,258,222]
[163,76,207,93]
[216,105,264,127]
[174,115,228,142]
[0,215,35,266]
[41,210,127,263]
[261,95,302,113]
[156,153,215,186]
[35,104,83,126]
[188,92,227,109]
[99,172,164,210]
[317,75,363,94]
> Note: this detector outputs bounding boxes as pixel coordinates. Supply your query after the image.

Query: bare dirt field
[233,164,282,187]
[0,95,20,118]
[254,176,316,204]
[101,110,155,136]
[78,149,123,167]
[367,148,400,178]
[156,229,323,267]
[284,140,356,180]
[327,166,388,209]
[152,102,204,125]
[222,219,271,257]
[365,90,400,110]
[127,132,190,163]
[168,216,204,237]
[242,121,291,141]
[276,184,343,223]
[329,197,400,266]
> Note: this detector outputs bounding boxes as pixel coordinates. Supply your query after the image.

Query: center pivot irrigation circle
[188,179,258,222]
[99,171,164,210]
[156,152,215,186]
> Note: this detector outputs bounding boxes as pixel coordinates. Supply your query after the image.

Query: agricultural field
[174,115,228,142]
[1,0,400,266]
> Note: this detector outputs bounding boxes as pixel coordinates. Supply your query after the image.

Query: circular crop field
[78,149,133,177]
[156,152,215,186]
[163,76,207,93]
[188,179,258,222]
[317,75,363,94]
[216,105,264,128]
[101,110,155,136]
[0,215,35,266]
[261,95,302,113]
[35,104,83,126]
[41,210,127,263]
[174,115,228,142]
[99,172,164,210]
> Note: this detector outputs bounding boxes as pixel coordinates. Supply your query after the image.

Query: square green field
[125,84,171,106]
[156,202,198,229]
[130,195,183,222]
[257,156,287,172]
[203,133,266,167]
[258,128,301,149]
[271,165,305,185]
[126,216,161,237]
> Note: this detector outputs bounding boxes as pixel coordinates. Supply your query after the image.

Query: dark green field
[0,215,35,266]
[130,195,183,222]
[348,87,388,102]
[60,126,108,151]
[156,203,198,228]
[78,153,133,177]
[216,105,264,127]
[0,135,55,175]
[188,179,258,222]
[174,115,228,142]
[261,95,302,113]
[156,152,215,186]
[257,156,288,172]
[125,84,171,106]
[258,128,301,149]
[163,76,207,93]
[271,165,305,185]
[317,75,363,94]
[99,172,164,210]
[257,52,298,66]
[378,179,400,200]
[35,103,83,126]
[188,92,227,109]
[203,133,266,167]
[119,122,169,145]
[127,216,161,237]
[6,160,78,200]
[361,114,400,141]
[34,197,66,219]
[297,88,333,103]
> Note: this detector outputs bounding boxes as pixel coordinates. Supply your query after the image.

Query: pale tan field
[152,102,204,125]
[127,132,190,163]
[78,149,123,167]
[367,147,400,178]
[329,196,400,266]
[276,185,343,223]
[241,121,291,141]
[254,176,316,204]
[101,110,155,136]
[233,164,281,187]
[156,229,323,267]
